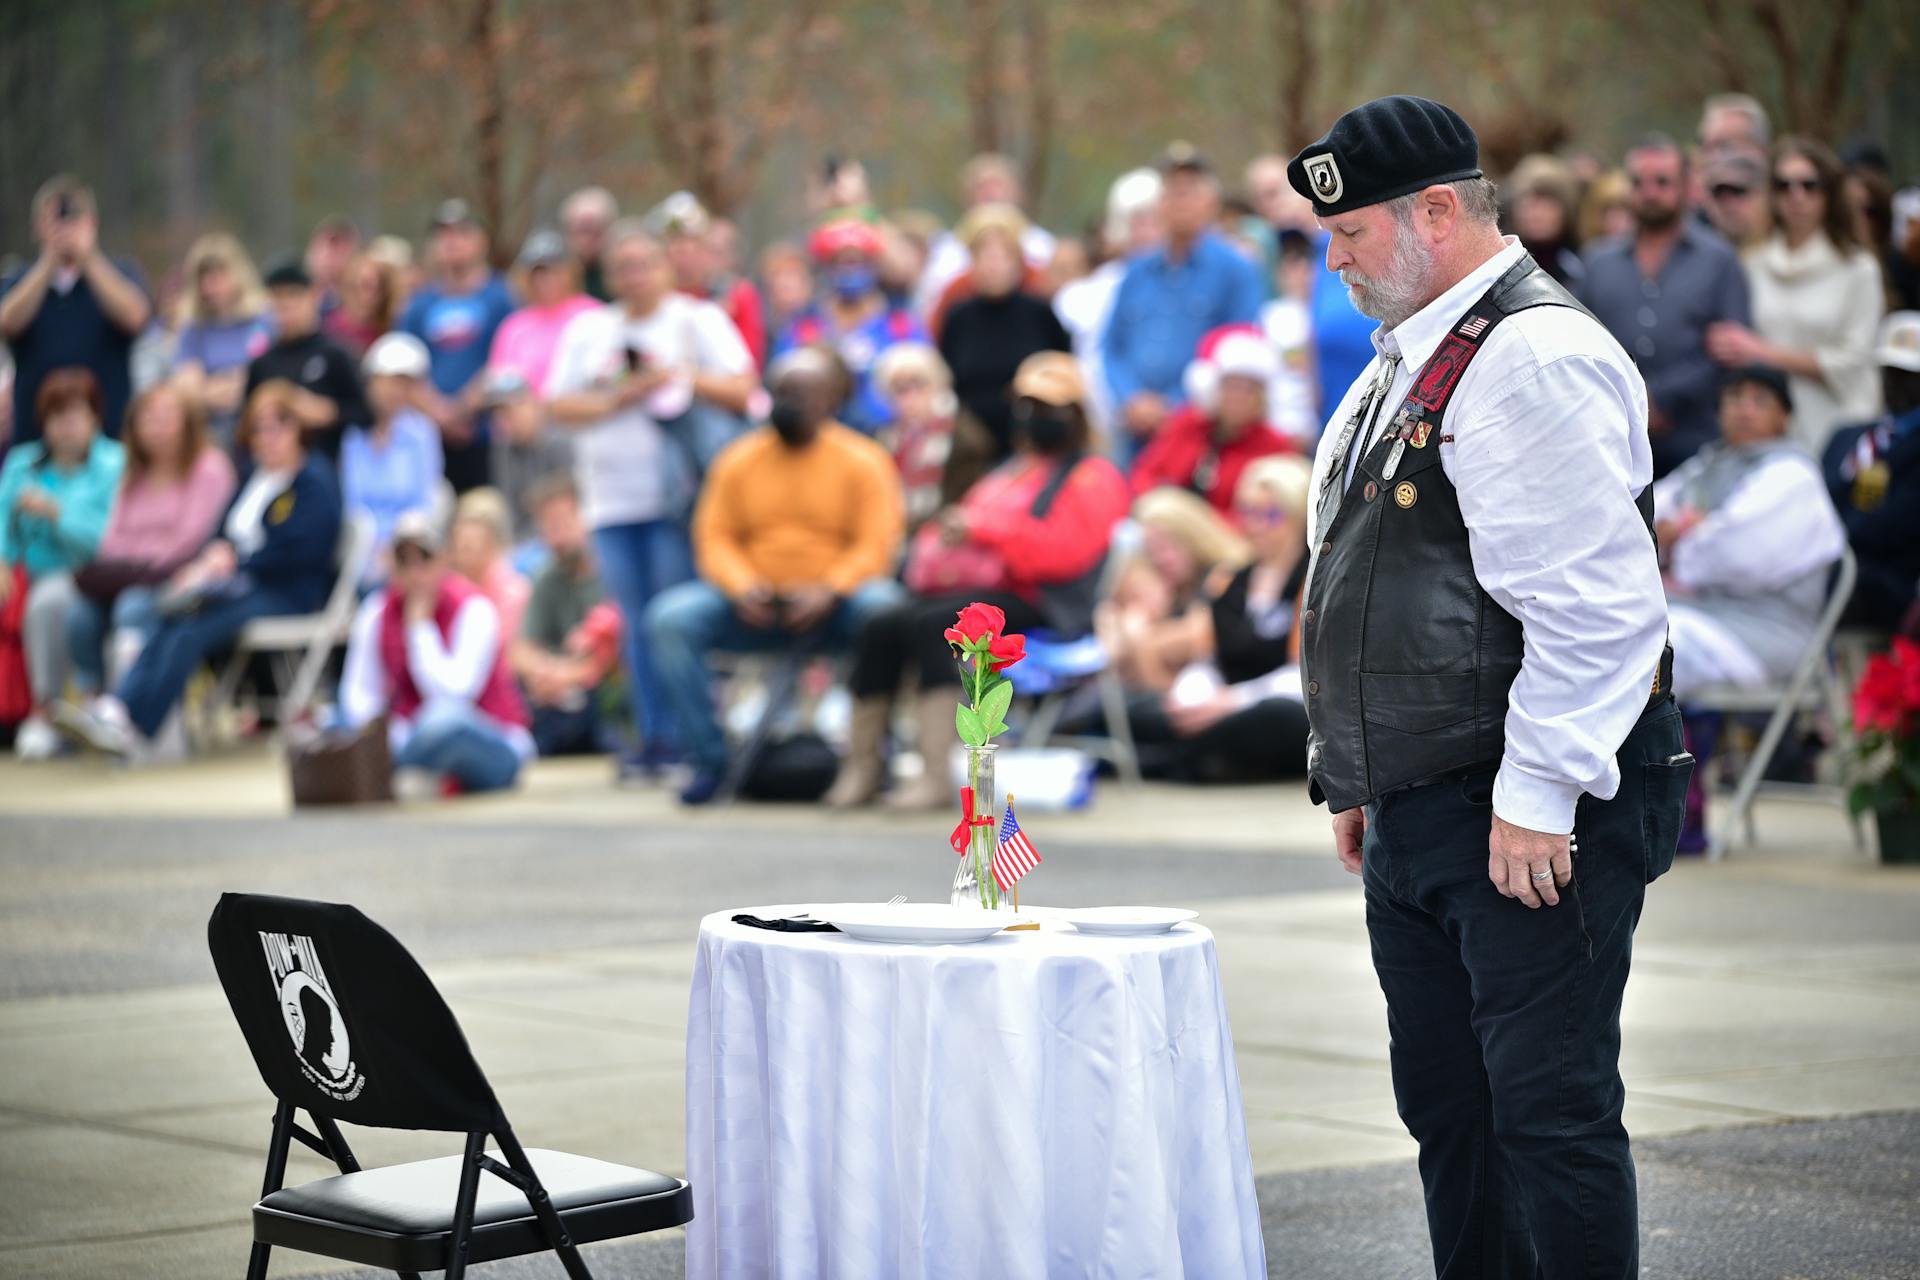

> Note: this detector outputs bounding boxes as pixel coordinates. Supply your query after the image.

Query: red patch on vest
[1409,334,1476,411]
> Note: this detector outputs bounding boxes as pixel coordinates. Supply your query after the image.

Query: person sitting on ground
[169,232,273,445]
[1130,325,1295,518]
[773,219,929,434]
[341,332,444,585]
[1097,485,1249,694]
[339,511,532,796]
[447,486,529,647]
[1822,312,1920,630]
[509,474,624,757]
[245,260,371,462]
[1,368,125,758]
[828,351,1130,810]
[65,383,235,717]
[647,347,907,806]
[871,343,958,532]
[1125,455,1313,783]
[62,380,342,758]
[1657,365,1847,850]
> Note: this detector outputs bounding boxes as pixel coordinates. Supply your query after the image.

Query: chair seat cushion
[255,1147,691,1268]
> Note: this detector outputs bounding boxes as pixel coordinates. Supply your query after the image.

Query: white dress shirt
[1306,238,1668,833]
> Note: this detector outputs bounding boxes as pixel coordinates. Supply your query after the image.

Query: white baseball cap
[1873,311,1920,373]
[362,332,431,380]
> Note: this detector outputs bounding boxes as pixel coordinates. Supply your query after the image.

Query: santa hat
[808,218,884,262]
[1183,324,1278,414]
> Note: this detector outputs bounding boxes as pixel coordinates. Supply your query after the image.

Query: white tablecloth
[684,908,1265,1279]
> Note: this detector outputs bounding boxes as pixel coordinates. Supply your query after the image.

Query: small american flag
[1457,315,1490,341]
[991,800,1041,892]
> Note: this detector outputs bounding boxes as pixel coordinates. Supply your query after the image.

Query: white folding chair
[1686,547,1864,860]
[211,513,375,729]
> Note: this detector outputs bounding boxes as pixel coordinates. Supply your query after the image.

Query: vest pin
[1363,480,1379,502]
[1381,439,1407,480]
[1393,481,1418,508]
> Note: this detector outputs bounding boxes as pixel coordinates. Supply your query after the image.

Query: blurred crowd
[2,89,1917,817]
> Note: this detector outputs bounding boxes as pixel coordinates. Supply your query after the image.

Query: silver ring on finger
[1530,868,1553,882]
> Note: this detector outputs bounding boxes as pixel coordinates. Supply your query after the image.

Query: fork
[795,894,905,921]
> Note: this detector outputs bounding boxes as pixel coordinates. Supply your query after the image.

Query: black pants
[847,591,1048,697]
[1361,699,1688,1280]
[1123,691,1310,783]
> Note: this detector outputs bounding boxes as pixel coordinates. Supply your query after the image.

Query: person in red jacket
[338,511,533,795]
[826,351,1131,808]
[1130,324,1295,519]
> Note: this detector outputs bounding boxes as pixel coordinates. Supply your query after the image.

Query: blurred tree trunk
[464,0,510,265]
[256,0,296,252]
[965,0,1002,156]
[1272,0,1315,153]
[1017,0,1053,205]
[162,7,205,249]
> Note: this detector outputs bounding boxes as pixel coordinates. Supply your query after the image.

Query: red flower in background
[1854,638,1920,738]
[945,602,1007,649]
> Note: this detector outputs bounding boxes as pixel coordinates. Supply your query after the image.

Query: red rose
[945,602,1007,649]
[1855,652,1911,736]
[987,631,1027,671]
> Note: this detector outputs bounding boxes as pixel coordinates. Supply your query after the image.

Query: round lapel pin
[1393,481,1418,509]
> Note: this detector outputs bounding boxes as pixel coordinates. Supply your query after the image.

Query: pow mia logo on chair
[1304,154,1344,204]
[260,932,366,1101]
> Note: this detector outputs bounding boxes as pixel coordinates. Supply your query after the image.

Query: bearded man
[1292,96,1690,1279]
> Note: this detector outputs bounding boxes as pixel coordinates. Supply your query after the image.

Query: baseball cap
[1721,363,1792,410]
[1873,311,1920,373]
[1157,141,1213,177]
[429,198,480,231]
[263,258,312,290]
[644,191,712,239]
[362,332,431,380]
[516,228,568,268]
[1011,351,1087,408]
[390,510,444,556]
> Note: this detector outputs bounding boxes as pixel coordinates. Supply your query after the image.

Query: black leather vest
[1302,256,1646,812]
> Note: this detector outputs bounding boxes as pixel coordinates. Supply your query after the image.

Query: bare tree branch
[1698,0,1751,93]
[965,0,1002,156]
[1018,0,1053,204]
[1815,0,1867,136]
[1748,0,1807,133]
[1272,0,1313,152]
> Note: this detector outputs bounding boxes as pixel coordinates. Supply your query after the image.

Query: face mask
[830,264,877,301]
[769,399,816,445]
[1018,404,1075,453]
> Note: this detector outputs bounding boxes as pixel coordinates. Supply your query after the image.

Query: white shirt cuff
[1492,764,1582,835]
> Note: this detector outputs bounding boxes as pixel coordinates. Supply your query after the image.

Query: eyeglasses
[1773,176,1822,194]
[1235,505,1291,527]
[1709,184,1753,201]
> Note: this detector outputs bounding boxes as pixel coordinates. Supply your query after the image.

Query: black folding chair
[207,893,692,1279]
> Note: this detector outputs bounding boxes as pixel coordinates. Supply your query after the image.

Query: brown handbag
[286,716,395,807]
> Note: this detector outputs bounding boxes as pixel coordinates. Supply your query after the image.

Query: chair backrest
[207,892,502,1131]
[320,513,376,629]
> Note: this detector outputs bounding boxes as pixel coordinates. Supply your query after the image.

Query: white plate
[818,903,1011,945]
[1062,907,1198,935]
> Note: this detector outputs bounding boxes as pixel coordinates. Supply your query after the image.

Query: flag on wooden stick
[991,797,1041,893]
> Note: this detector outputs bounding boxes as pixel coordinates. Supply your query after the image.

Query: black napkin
[732,913,840,933]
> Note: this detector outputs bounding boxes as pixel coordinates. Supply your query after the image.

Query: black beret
[1288,95,1483,218]
[1721,363,1793,411]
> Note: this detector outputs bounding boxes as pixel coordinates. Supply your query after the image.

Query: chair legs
[443,1132,487,1280]
[245,1104,296,1280]
[1095,666,1142,786]
[495,1125,596,1280]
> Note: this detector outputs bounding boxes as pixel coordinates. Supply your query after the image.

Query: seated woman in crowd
[62,380,343,758]
[1129,324,1295,519]
[448,487,530,646]
[1125,456,1312,783]
[871,343,957,532]
[1097,486,1249,694]
[1822,312,1920,631]
[65,383,235,716]
[936,204,1072,465]
[339,512,532,795]
[1,369,125,759]
[1658,366,1847,847]
[169,232,273,445]
[826,351,1130,809]
[341,332,443,584]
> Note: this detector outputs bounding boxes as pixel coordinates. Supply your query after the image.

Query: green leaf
[954,702,987,747]
[978,680,1014,733]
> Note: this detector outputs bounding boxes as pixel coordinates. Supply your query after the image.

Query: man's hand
[1122,392,1168,438]
[1332,807,1366,876]
[936,506,971,547]
[735,585,779,630]
[1489,813,1572,909]
[14,487,58,520]
[783,585,838,632]
[615,367,673,408]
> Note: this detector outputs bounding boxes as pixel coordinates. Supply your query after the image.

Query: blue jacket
[1101,231,1265,411]
[218,453,343,613]
[0,436,125,578]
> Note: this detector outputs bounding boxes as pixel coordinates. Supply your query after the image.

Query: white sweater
[1744,231,1885,454]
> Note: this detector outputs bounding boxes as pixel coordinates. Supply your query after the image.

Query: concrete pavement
[1,749,1916,1277]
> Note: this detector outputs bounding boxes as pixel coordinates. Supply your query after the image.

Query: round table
[684,907,1265,1279]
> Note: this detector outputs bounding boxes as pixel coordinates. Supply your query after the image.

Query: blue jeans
[116,589,308,738]
[1361,700,1686,1280]
[646,578,907,771]
[67,586,163,696]
[592,520,694,751]
[395,701,523,793]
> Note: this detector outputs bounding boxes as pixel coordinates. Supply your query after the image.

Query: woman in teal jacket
[1,367,124,757]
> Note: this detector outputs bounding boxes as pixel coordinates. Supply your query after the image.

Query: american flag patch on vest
[1456,315,1491,341]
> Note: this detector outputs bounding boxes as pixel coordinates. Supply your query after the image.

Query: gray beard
[1340,220,1436,330]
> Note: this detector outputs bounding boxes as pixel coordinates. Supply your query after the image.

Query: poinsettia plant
[1847,637,1920,818]
[945,603,1026,909]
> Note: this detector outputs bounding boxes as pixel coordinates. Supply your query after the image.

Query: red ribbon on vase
[950,786,993,854]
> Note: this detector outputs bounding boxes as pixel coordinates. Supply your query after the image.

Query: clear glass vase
[949,743,1006,910]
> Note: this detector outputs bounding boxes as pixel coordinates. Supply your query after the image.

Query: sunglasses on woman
[1772,176,1822,194]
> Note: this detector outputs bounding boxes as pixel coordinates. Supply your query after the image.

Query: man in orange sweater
[647,347,906,804]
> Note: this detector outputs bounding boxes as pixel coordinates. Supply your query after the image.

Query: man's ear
[1420,184,1460,239]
